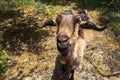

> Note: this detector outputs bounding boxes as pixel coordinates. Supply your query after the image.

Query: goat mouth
[57,43,69,56]
[57,41,69,56]
[57,41,69,49]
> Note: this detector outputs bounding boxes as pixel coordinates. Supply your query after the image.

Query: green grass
[0,0,34,10]
[110,12,120,38]
[101,11,120,37]
[0,0,54,18]
[34,2,54,18]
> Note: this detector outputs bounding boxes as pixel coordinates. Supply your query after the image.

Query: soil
[0,7,120,80]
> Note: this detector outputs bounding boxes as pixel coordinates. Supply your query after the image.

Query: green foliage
[34,2,54,18]
[0,0,35,10]
[0,44,7,75]
[100,11,120,38]
[109,13,120,37]
[0,0,54,18]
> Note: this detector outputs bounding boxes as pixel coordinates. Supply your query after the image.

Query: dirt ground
[0,7,120,80]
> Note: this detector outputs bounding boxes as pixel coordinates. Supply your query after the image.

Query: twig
[85,55,120,77]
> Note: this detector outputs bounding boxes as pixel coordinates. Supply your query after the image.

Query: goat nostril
[57,36,69,43]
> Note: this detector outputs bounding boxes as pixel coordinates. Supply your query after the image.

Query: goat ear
[40,19,56,28]
[81,21,107,31]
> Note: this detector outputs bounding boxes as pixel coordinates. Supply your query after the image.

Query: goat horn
[39,19,56,28]
[81,21,108,31]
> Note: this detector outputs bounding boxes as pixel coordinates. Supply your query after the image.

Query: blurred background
[0,0,120,80]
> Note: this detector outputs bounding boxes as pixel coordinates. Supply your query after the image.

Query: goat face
[56,10,81,56]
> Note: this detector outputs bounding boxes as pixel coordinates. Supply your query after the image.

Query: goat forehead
[62,14,73,20]
[61,15,73,24]
[62,10,73,15]
[58,15,74,36]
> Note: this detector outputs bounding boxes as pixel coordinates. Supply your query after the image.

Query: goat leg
[69,69,75,80]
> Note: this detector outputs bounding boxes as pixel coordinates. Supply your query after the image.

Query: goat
[40,9,107,80]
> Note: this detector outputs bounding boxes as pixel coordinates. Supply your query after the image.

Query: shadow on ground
[51,55,72,80]
[0,9,54,55]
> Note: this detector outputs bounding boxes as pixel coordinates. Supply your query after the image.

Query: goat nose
[57,35,69,43]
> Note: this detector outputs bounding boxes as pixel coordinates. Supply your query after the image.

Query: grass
[100,10,120,38]
[0,0,55,18]
[0,1,119,79]
[0,44,7,75]
[34,2,55,18]
[0,0,119,44]
[0,32,7,75]
[0,0,34,10]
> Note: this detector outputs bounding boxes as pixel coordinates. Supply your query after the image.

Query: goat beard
[57,39,76,56]
[57,45,69,56]
[57,43,69,56]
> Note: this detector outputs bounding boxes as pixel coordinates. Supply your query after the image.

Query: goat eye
[56,15,62,26]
